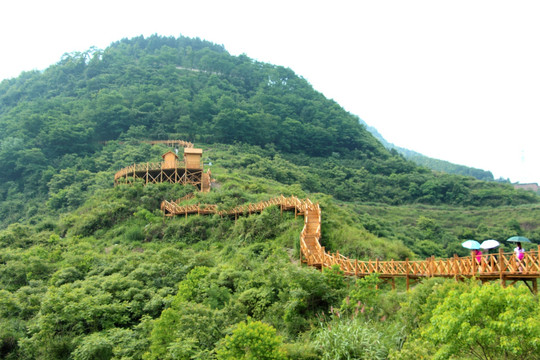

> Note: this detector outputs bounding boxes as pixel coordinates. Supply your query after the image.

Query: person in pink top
[514,242,525,271]
[474,249,482,264]
[472,249,482,272]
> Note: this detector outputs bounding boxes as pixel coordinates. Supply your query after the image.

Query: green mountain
[0,35,539,359]
[1,35,537,227]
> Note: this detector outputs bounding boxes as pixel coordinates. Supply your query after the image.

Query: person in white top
[514,242,525,271]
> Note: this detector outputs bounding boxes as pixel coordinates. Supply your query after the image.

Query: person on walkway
[473,249,482,272]
[514,242,525,271]
[473,249,482,263]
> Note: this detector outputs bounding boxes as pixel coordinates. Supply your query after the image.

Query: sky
[1,0,539,184]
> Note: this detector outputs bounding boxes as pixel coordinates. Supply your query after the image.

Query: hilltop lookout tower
[114,147,211,192]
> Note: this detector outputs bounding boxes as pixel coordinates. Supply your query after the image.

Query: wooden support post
[320,246,325,269]
[499,247,505,288]
[405,258,410,291]
[521,280,534,294]
[471,251,476,275]
[376,258,379,273]
[537,245,540,272]
[533,278,538,294]
[354,259,358,277]
[453,254,458,280]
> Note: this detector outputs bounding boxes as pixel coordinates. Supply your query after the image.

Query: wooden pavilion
[114,147,211,191]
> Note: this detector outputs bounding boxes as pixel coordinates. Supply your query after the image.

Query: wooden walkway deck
[162,195,540,292]
[114,161,205,188]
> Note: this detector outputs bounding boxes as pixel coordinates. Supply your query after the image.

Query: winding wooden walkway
[162,195,540,292]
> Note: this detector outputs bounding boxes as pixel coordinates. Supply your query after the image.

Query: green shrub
[215,319,287,360]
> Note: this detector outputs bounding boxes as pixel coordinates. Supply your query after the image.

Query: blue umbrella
[462,240,481,250]
[507,236,531,243]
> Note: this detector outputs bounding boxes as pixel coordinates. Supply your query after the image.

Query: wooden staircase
[300,203,323,268]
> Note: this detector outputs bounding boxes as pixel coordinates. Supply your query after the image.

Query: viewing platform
[114,148,211,191]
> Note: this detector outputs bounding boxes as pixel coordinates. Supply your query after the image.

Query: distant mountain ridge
[359,119,495,181]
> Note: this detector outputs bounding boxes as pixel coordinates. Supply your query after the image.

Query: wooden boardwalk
[162,195,540,292]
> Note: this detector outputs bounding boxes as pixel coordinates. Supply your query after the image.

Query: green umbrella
[506,236,531,243]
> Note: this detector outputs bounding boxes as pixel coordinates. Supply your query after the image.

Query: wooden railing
[161,195,306,217]
[102,139,194,148]
[143,140,193,148]
[114,161,182,181]
[161,195,540,290]
[114,161,205,182]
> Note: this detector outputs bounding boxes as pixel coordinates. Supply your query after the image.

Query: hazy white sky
[1,0,539,183]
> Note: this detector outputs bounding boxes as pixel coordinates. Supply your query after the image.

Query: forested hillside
[0,35,539,359]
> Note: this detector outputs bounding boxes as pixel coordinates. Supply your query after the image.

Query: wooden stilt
[405,258,410,291]
[472,251,476,275]
[499,247,505,287]
[537,245,540,273]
